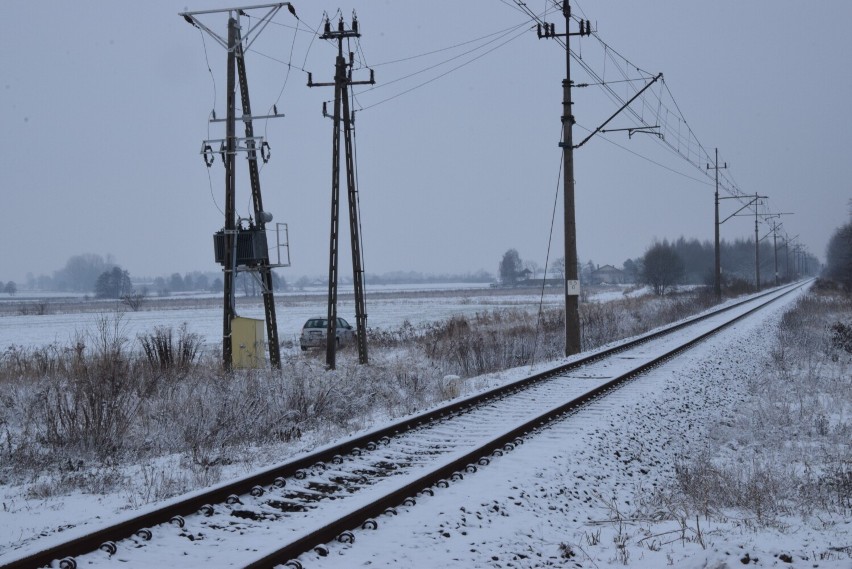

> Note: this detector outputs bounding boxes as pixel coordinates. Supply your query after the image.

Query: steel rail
[1,281,805,569]
[246,280,807,568]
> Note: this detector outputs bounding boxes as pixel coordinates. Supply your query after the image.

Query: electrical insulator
[324,20,331,35]
[338,18,344,32]
[537,23,542,37]
[352,18,359,34]
[550,23,556,36]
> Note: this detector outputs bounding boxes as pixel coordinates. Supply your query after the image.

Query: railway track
[1,282,806,569]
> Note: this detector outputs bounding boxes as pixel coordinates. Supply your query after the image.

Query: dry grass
[0,287,725,502]
[659,287,852,521]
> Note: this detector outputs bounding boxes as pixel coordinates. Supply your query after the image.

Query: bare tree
[524,260,540,279]
[121,288,148,312]
[641,242,684,295]
[551,256,565,280]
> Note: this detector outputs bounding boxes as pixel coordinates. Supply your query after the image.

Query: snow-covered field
[1,283,849,568]
[0,285,570,350]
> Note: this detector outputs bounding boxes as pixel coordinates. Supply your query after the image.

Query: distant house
[517,268,533,281]
[590,264,625,285]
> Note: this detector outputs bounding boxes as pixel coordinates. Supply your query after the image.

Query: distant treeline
[640,236,815,286]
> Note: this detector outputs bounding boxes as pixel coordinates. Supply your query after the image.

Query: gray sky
[2,1,850,284]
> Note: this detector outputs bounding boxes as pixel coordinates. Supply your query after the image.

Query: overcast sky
[2,1,850,284]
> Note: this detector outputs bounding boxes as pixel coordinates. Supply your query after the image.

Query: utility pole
[224,17,239,367]
[772,222,779,286]
[538,1,591,357]
[181,3,295,370]
[309,14,374,370]
[707,148,727,301]
[783,234,797,281]
[752,193,769,291]
[718,193,766,292]
[784,236,789,280]
[762,214,792,287]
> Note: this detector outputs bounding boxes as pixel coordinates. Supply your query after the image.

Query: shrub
[138,324,202,372]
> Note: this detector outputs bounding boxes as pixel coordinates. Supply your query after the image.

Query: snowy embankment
[296,284,851,569]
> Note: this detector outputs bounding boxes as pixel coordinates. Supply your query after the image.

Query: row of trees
[22,254,289,298]
[2,281,16,295]
[824,211,852,289]
[497,232,823,297]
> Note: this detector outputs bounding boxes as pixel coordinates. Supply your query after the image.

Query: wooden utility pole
[538,1,591,357]
[309,15,375,369]
[707,148,726,300]
[223,17,238,367]
[773,224,779,286]
[235,33,281,368]
[181,3,294,370]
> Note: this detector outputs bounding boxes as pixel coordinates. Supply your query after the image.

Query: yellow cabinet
[231,317,266,369]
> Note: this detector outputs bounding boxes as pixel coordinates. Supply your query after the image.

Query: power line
[520,2,761,212]
[354,22,530,99]
[367,21,531,67]
[354,25,531,112]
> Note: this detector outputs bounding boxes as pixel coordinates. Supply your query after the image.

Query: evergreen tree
[95,267,133,299]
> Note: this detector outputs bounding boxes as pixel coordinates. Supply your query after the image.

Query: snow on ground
[0,287,563,351]
[288,285,851,569]
[2,284,848,568]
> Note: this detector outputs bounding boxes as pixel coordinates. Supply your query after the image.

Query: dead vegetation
[0,287,724,503]
[656,286,852,523]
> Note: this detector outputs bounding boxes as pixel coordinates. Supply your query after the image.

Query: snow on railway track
[0,283,807,569]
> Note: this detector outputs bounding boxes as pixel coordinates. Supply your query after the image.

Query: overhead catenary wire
[515,0,779,225]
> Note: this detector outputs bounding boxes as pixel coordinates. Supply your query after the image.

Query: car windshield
[305,319,327,328]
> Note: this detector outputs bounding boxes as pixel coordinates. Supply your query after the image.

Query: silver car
[299,317,356,350]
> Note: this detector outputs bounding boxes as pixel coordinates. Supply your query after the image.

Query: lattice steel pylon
[181,3,297,370]
[308,14,374,370]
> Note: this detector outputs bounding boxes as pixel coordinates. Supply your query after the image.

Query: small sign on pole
[566,280,581,296]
